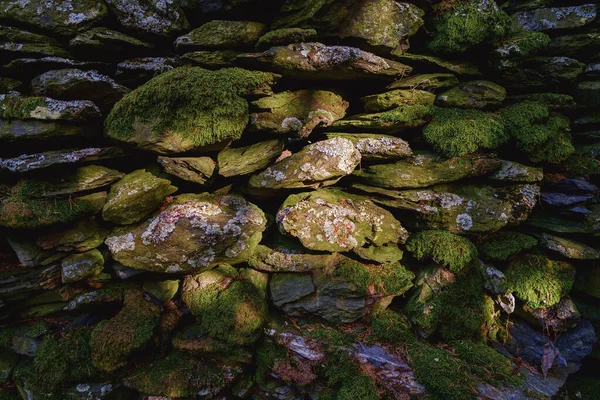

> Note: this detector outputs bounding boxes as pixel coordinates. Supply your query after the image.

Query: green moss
[378,104,434,123]
[371,309,415,345]
[104,67,276,148]
[428,0,511,53]
[498,30,550,58]
[256,28,318,50]
[561,154,600,177]
[0,96,47,120]
[504,254,575,309]
[332,258,370,292]
[515,93,576,110]
[319,350,378,400]
[32,327,96,393]
[90,290,160,372]
[369,262,415,294]
[423,107,508,157]
[477,232,538,261]
[306,325,357,346]
[255,340,287,384]
[406,230,477,272]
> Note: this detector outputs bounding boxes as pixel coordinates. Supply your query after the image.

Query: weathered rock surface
[0,92,101,121]
[361,89,435,112]
[538,233,600,260]
[325,133,412,161]
[0,119,88,142]
[61,249,104,283]
[387,73,459,91]
[217,139,282,177]
[435,80,506,109]
[69,27,153,56]
[175,20,265,52]
[0,26,71,60]
[105,0,190,37]
[512,5,597,32]
[158,156,216,184]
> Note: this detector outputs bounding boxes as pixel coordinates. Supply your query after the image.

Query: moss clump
[406,230,477,272]
[514,93,577,110]
[497,30,550,58]
[561,154,600,177]
[428,0,511,53]
[332,259,414,295]
[32,327,96,393]
[371,309,415,345]
[318,350,378,400]
[104,67,276,149]
[378,104,434,123]
[477,232,538,261]
[0,95,47,120]
[90,290,160,372]
[452,340,522,386]
[423,107,508,157]
[504,254,575,309]
[255,28,318,50]
[332,258,370,292]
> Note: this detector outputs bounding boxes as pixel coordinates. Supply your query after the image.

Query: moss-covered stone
[179,50,239,69]
[218,139,283,177]
[115,56,176,86]
[0,77,22,92]
[157,156,215,184]
[69,27,153,55]
[104,67,278,154]
[143,280,179,302]
[90,290,160,372]
[573,80,600,108]
[102,169,177,225]
[406,230,478,272]
[175,20,265,52]
[477,231,538,261]
[435,80,506,109]
[391,51,482,75]
[255,28,317,50]
[0,92,101,121]
[105,193,267,273]
[105,0,190,37]
[387,73,459,91]
[272,0,356,34]
[0,26,71,60]
[538,233,600,260]
[248,243,342,273]
[61,249,104,283]
[330,104,433,133]
[488,160,543,182]
[505,254,575,309]
[0,119,88,143]
[510,93,577,111]
[492,30,551,62]
[513,4,597,32]
[361,89,435,112]
[326,133,412,161]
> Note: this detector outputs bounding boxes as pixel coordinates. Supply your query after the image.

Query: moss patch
[406,230,477,272]
[318,350,378,400]
[378,104,434,123]
[477,232,538,261]
[497,30,550,58]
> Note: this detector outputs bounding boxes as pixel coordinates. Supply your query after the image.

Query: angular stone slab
[0,26,71,60]
[217,139,283,177]
[174,20,266,52]
[158,156,216,184]
[325,133,412,161]
[0,92,101,121]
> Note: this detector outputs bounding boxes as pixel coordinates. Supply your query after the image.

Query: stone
[178,50,238,69]
[504,319,567,367]
[0,0,108,36]
[217,139,283,177]
[247,137,361,193]
[390,52,481,76]
[575,266,600,298]
[105,0,190,37]
[520,297,581,332]
[255,28,317,51]
[488,160,543,183]
[0,92,101,121]
[69,27,153,56]
[174,20,265,52]
[6,236,64,267]
[0,119,89,143]
[249,243,348,273]
[547,32,600,59]
[276,188,408,254]
[36,218,111,253]
[0,77,21,92]
[541,193,595,207]
[236,42,412,80]
[353,154,501,189]
[573,80,600,108]
[31,69,130,113]
[158,156,216,184]
[538,233,600,260]
[499,57,585,89]
[335,0,424,53]
[102,169,177,225]
[115,57,176,86]
[248,90,348,138]
[386,73,459,91]
[526,204,600,234]
[272,0,356,34]
[328,105,432,133]
[361,89,435,112]
[105,193,267,273]
[143,280,179,302]
[512,5,597,32]
[61,249,104,283]
[547,178,598,194]
[325,133,412,161]
[1,57,111,80]
[104,67,278,154]
[435,80,506,109]
[555,320,597,363]
[0,147,128,173]
[0,26,71,60]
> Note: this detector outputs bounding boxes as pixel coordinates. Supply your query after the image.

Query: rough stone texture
[0,92,101,121]
[387,73,459,91]
[325,133,412,161]
[0,26,71,60]
[435,80,506,109]
[174,20,265,52]
[538,233,600,260]
[489,160,543,183]
[158,156,216,184]
[105,0,190,37]
[361,89,435,112]
[69,27,154,56]
[217,139,283,177]
[61,249,104,283]
[0,119,89,142]
[513,5,597,32]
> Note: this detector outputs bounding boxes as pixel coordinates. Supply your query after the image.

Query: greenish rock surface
[353,154,501,189]
[387,73,459,91]
[513,5,597,32]
[391,52,481,75]
[0,92,101,121]
[0,119,88,142]
[1,56,111,80]
[406,230,477,273]
[158,156,216,184]
[104,67,278,154]
[499,56,585,89]
[174,20,265,52]
[335,0,424,53]
[276,188,408,254]
[526,204,600,234]
[255,28,317,51]
[272,0,356,34]
[329,104,432,133]
[538,233,600,260]
[31,69,130,113]
[237,42,412,80]
[488,160,543,182]
[573,81,600,108]
[547,32,600,58]
[6,236,63,267]
[69,27,153,55]
[491,30,550,65]
[61,249,104,283]
[477,231,538,261]
[0,26,71,60]
[217,139,283,177]
[102,169,177,225]
[36,218,111,253]
[361,89,435,112]
[325,133,412,161]
[248,239,343,273]
[143,280,179,301]
[178,50,238,69]
[435,80,506,109]
[0,77,21,92]
[105,0,190,37]
[0,0,108,36]
[105,193,267,273]
[0,147,128,173]
[249,90,348,138]
[247,137,361,193]
[115,56,176,86]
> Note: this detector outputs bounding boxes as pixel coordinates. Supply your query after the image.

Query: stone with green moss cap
[236,42,412,80]
[329,104,433,133]
[102,169,177,225]
[174,20,265,53]
[0,92,101,122]
[435,80,506,109]
[353,154,501,189]
[272,0,356,34]
[490,30,550,69]
[477,231,538,261]
[325,133,412,161]
[105,0,190,37]
[178,50,239,69]
[143,280,179,302]
[247,137,361,194]
[22,165,123,197]
[361,89,435,112]
[218,139,283,177]
[0,26,71,60]
[61,249,104,283]
[104,67,278,154]
[69,27,154,55]
[158,156,216,184]
[105,193,267,273]
[249,90,348,138]
[488,160,543,182]
[387,73,459,92]
[255,28,317,51]
[36,217,111,253]
[0,119,89,143]
[276,188,408,255]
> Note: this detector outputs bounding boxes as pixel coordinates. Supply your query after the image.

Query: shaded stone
[178,50,238,69]
[361,89,435,112]
[1,57,111,80]
[505,319,567,367]
[387,73,459,91]
[22,165,124,197]
[328,105,432,133]
[105,193,266,273]
[174,20,265,52]
[37,218,111,253]
[115,57,176,86]
[0,0,108,36]
[499,57,585,89]
[0,119,89,143]
[538,233,600,260]
[512,5,597,32]
[0,26,71,60]
[353,154,501,189]
[548,178,598,194]
[276,188,408,253]
[520,297,580,332]
[236,42,412,80]
[249,90,348,138]
[247,137,361,194]
[272,0,356,34]
[0,147,128,173]
[0,77,21,92]
[69,27,153,55]
[435,80,506,109]
[0,92,101,121]
[6,236,63,267]
[255,28,317,51]
[547,32,600,60]
[217,139,283,177]
[143,280,179,301]
[541,193,595,207]
[390,52,481,76]
[488,160,543,183]
[270,273,314,306]
[105,0,190,37]
[573,80,600,108]
[575,266,600,298]
[61,249,104,283]
[555,320,597,363]
[526,204,600,234]
[158,156,216,184]
[325,133,412,161]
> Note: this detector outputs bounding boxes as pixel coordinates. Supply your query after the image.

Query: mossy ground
[477,232,538,261]
[406,230,477,272]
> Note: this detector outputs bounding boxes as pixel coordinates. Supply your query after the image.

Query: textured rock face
[174,20,265,52]
[105,0,190,36]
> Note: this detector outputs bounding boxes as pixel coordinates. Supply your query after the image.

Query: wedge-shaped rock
[255,27,317,51]
[0,26,71,60]
[390,52,481,76]
[61,249,104,283]
[6,236,64,267]
[115,56,176,86]
[277,188,408,254]
[105,0,190,37]
[353,154,501,189]
[158,156,216,184]
[326,133,412,161]
[102,169,177,225]
[174,20,265,52]
[236,42,412,80]
[0,92,101,121]
[328,104,432,133]
[0,119,88,142]
[0,147,127,173]
[361,89,434,112]
[69,27,153,56]
[526,205,600,234]
[538,233,600,260]
[387,73,459,91]
[248,137,360,193]
[37,218,111,253]
[353,183,538,233]
[217,139,283,177]
[435,80,506,109]
[249,90,348,138]
[105,193,267,273]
